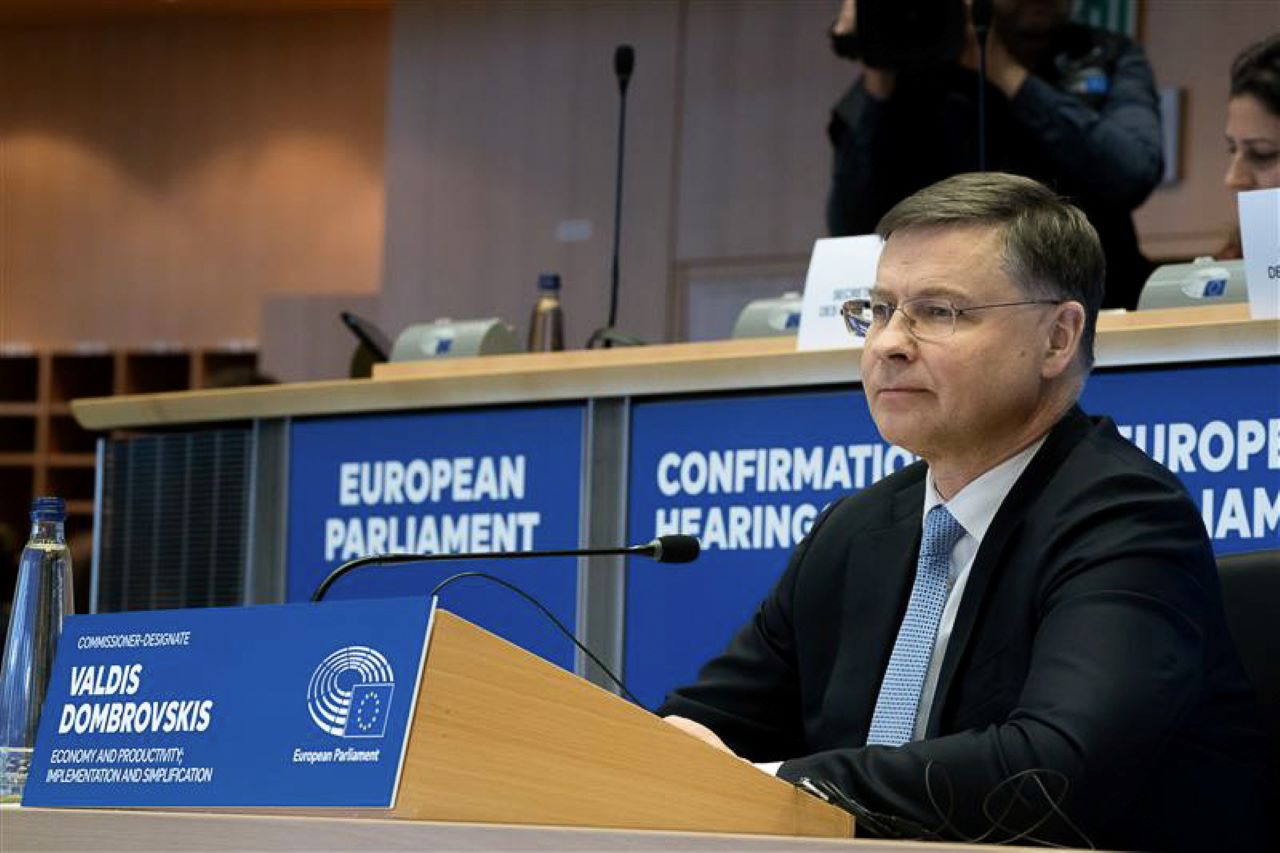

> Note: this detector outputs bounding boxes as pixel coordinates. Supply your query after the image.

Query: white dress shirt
[911,436,1045,740]
[754,436,1047,775]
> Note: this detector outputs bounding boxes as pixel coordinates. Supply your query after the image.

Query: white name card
[796,236,883,352]
[1237,187,1280,320]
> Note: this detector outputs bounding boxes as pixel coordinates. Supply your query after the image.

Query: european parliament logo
[307,646,395,738]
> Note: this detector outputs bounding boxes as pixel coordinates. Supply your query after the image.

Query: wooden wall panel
[378,1,680,347]
[0,1,389,25]
[0,10,389,350]
[1135,1,1280,260]
[260,292,381,383]
[674,0,850,264]
[3,2,1275,358]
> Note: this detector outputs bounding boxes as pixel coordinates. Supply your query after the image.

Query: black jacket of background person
[659,407,1267,851]
[826,24,1163,311]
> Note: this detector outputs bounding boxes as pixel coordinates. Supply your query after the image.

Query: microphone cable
[429,571,641,706]
[796,760,1094,848]
[797,776,944,841]
[923,761,1094,848]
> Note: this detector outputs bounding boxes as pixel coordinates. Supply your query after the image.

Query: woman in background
[1221,34,1280,257]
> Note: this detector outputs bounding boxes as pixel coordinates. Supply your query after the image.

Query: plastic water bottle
[0,496,74,801]
[527,273,565,352]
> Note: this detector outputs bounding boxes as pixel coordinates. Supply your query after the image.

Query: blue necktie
[866,504,966,747]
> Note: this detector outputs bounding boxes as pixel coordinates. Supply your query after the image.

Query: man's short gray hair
[876,172,1105,370]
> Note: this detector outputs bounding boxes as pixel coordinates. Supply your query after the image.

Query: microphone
[588,44,639,350]
[644,533,698,563]
[311,534,699,603]
[970,0,994,28]
[614,44,634,94]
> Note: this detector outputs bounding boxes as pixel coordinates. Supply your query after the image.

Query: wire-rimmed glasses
[841,296,1063,341]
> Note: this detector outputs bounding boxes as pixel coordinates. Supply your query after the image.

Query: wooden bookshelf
[0,347,258,545]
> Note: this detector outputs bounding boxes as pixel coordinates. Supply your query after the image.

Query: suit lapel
[837,477,924,740]
[924,407,1095,736]
[871,480,928,641]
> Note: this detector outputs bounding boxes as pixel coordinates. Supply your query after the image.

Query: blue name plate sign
[22,597,433,808]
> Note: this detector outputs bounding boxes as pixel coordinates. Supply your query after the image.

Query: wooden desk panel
[71,305,1275,431]
[4,806,1051,851]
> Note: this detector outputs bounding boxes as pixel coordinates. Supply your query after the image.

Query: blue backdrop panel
[287,405,585,671]
[1080,360,1279,555]
[624,360,1278,710]
[625,389,908,709]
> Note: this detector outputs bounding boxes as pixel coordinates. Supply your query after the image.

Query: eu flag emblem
[344,683,394,737]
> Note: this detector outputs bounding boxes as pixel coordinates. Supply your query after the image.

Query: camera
[831,0,967,73]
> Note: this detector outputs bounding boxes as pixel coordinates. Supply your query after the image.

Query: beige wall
[0,9,389,350]
[377,0,851,347]
[2,2,1275,357]
[1136,0,1280,259]
[378,0,683,349]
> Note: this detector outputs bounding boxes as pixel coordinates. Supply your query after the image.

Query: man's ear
[1042,301,1085,379]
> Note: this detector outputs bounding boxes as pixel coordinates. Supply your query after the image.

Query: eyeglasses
[840,296,1064,341]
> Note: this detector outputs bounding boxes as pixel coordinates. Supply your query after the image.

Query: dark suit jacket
[659,407,1266,850]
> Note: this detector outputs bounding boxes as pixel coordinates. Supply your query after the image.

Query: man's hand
[833,0,896,99]
[833,0,856,36]
[662,715,737,755]
[959,4,1029,97]
[863,67,897,100]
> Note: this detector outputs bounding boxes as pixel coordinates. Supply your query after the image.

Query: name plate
[1238,186,1280,319]
[22,597,433,808]
[796,235,882,352]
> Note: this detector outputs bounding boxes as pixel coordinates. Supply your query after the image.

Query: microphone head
[970,0,994,29]
[614,44,635,88]
[651,534,700,564]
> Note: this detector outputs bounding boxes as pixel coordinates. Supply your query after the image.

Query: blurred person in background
[826,0,1163,310]
[1220,34,1280,259]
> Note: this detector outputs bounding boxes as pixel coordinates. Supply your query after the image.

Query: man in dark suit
[660,172,1266,850]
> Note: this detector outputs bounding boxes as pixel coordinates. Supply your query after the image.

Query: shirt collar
[923,435,1049,543]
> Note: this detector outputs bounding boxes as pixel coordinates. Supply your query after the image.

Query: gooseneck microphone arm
[972,0,994,172]
[608,44,633,333]
[589,44,636,349]
[310,534,698,603]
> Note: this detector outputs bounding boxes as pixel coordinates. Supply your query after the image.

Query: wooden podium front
[384,608,851,837]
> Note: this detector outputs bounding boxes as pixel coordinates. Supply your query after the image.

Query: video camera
[831,0,977,73]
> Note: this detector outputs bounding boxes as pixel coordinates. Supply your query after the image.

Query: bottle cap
[31,496,66,523]
[537,273,562,292]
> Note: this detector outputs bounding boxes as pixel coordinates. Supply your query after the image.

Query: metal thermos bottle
[528,273,565,352]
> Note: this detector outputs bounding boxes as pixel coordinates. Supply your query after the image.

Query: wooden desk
[3,806,1051,851]
[71,304,1273,430]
